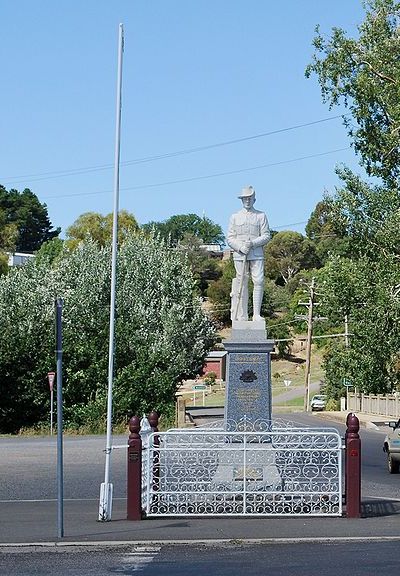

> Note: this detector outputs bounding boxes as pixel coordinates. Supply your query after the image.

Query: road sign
[343,378,353,388]
[193,384,207,390]
[283,379,292,387]
[48,372,55,391]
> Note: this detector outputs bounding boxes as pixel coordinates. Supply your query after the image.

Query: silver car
[383,419,400,474]
[310,394,327,411]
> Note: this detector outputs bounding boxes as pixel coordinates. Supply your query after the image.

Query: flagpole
[99,22,124,522]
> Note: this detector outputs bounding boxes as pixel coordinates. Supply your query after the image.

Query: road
[1,541,400,575]
[1,413,399,503]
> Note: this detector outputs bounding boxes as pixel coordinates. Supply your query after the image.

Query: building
[202,350,227,380]
[7,252,35,267]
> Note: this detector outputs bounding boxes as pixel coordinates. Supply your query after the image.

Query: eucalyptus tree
[306,0,400,185]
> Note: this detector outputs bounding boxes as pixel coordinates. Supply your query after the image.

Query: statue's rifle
[233,251,248,321]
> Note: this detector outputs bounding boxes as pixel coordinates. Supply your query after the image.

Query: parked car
[383,419,400,473]
[310,394,327,411]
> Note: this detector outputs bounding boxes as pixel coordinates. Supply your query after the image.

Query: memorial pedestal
[211,320,281,492]
[224,319,274,431]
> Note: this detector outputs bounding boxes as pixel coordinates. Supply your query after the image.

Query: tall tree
[306,0,400,398]
[306,0,400,185]
[142,213,224,245]
[0,186,60,252]
[305,197,350,263]
[66,210,139,249]
[264,231,319,285]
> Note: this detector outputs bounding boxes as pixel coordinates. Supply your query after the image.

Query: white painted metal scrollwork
[142,427,342,517]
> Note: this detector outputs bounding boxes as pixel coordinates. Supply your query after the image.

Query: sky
[1,1,366,240]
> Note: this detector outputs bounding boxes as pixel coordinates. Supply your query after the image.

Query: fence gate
[142,426,342,517]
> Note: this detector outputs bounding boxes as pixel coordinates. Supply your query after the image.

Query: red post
[345,412,361,518]
[343,412,353,504]
[127,415,142,521]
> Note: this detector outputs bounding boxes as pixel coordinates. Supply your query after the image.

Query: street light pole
[99,23,124,522]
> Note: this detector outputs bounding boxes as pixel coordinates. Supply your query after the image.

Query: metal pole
[50,388,54,436]
[55,297,64,538]
[304,277,315,412]
[99,23,124,522]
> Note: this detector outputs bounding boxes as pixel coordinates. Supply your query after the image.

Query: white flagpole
[99,22,124,522]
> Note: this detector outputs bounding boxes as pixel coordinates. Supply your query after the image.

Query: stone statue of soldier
[227,185,270,322]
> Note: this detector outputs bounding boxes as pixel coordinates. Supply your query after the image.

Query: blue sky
[1,1,366,239]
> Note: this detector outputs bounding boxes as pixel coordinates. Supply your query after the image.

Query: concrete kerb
[3,535,400,549]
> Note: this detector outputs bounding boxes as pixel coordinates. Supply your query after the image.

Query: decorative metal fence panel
[142,427,342,517]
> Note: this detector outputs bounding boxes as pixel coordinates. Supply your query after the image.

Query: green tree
[65,210,139,249]
[35,238,65,266]
[142,213,224,245]
[177,233,222,296]
[305,197,350,263]
[0,186,60,252]
[0,233,215,433]
[265,231,319,285]
[306,0,400,185]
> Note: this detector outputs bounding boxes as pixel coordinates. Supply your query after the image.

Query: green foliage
[176,233,222,296]
[142,213,224,245]
[305,197,350,263]
[203,371,217,385]
[66,210,139,249]
[306,0,400,185]
[0,253,8,276]
[0,185,60,252]
[35,238,65,266]
[265,231,320,285]
[267,316,293,358]
[0,233,215,433]
[206,257,236,324]
[325,398,340,411]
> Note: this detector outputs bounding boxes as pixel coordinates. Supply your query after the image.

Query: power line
[0,114,347,185]
[40,146,350,201]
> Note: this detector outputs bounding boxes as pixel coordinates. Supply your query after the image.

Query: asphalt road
[0,434,128,501]
[1,541,399,576]
[1,413,399,503]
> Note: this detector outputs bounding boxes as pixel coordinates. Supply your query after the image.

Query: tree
[265,231,319,285]
[319,253,400,398]
[176,233,222,296]
[0,232,215,433]
[0,186,60,252]
[305,197,350,263]
[306,0,400,185]
[34,238,65,266]
[65,210,139,249]
[142,213,224,245]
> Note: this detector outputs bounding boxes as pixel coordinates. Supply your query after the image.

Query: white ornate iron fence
[142,426,343,517]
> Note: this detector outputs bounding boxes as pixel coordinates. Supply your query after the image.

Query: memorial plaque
[223,323,274,431]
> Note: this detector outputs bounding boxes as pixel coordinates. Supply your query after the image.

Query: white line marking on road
[113,546,161,573]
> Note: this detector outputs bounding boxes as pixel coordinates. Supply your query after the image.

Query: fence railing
[347,392,400,418]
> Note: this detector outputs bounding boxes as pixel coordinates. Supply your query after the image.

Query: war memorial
[137,186,344,518]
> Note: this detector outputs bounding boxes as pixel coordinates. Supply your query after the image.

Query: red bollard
[127,416,142,521]
[345,412,361,518]
[343,412,353,505]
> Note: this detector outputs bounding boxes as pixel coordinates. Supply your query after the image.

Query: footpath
[1,411,399,547]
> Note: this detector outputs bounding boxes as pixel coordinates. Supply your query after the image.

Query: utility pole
[300,277,315,412]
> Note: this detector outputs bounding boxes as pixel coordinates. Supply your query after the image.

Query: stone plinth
[223,320,274,431]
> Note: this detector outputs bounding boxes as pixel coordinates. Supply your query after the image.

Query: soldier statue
[227,185,270,322]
